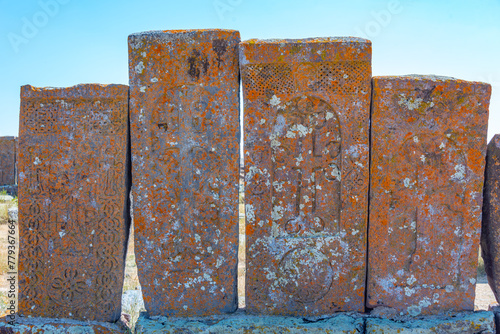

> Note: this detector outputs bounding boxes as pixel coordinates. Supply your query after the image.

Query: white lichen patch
[246,204,256,222]
[140,86,146,93]
[404,286,415,296]
[135,61,145,74]
[420,155,426,163]
[445,285,454,293]
[34,157,41,165]
[398,94,428,111]
[329,164,341,181]
[403,178,415,188]
[151,77,158,82]
[451,164,466,182]
[326,112,335,120]
[407,275,417,285]
[439,142,446,149]
[413,136,419,143]
[272,205,284,221]
[269,95,281,107]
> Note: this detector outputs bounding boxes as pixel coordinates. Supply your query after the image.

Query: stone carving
[481,134,500,304]
[0,136,16,186]
[18,84,130,322]
[240,37,372,316]
[129,29,240,317]
[367,75,491,315]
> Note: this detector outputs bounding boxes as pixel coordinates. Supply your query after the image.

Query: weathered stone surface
[0,136,16,186]
[18,84,130,322]
[482,135,500,304]
[135,312,365,333]
[365,311,495,333]
[0,316,127,333]
[129,29,240,317]
[488,304,500,331]
[367,76,491,315]
[240,37,372,315]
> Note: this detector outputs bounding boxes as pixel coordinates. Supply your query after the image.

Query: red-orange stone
[129,30,240,317]
[240,37,372,316]
[0,136,16,186]
[367,75,491,315]
[18,84,130,322]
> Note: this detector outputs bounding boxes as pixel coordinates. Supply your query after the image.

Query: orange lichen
[240,37,372,316]
[367,75,491,315]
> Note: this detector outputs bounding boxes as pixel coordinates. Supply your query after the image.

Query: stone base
[0,315,128,333]
[489,304,500,332]
[366,311,495,333]
[135,311,364,333]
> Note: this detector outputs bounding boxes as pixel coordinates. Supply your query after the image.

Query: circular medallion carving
[277,247,333,303]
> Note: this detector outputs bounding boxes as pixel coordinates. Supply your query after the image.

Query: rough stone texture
[129,30,240,317]
[135,312,365,333]
[365,311,495,333]
[488,304,500,331]
[0,316,127,333]
[0,136,16,186]
[482,135,500,304]
[18,84,130,322]
[367,76,491,315]
[240,37,372,316]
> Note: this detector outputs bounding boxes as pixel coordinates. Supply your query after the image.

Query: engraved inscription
[390,133,467,286]
[150,85,221,270]
[271,95,341,237]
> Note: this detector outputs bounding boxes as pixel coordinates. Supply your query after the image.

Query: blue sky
[0,0,499,139]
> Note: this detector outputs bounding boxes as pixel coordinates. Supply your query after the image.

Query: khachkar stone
[129,30,240,316]
[0,136,16,185]
[367,75,491,315]
[18,84,130,322]
[240,37,372,315]
[482,135,500,303]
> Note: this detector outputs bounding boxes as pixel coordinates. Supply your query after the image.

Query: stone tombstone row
[18,84,130,322]
[17,29,493,323]
[0,136,17,186]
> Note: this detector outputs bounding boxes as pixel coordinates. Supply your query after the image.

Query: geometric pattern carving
[18,84,129,322]
[0,136,16,186]
[129,30,240,317]
[241,37,372,316]
[367,75,491,315]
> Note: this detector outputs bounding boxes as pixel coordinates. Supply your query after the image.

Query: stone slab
[488,304,500,331]
[367,75,491,315]
[0,316,127,333]
[240,37,372,315]
[18,84,130,322]
[365,311,495,333]
[481,135,500,304]
[0,136,16,186]
[129,29,241,317]
[135,312,365,333]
